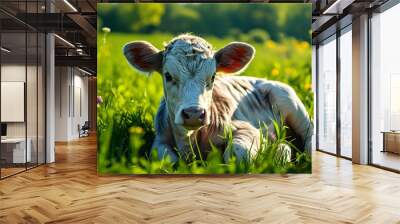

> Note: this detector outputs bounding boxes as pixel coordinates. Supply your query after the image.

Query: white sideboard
[1,138,32,163]
[382,131,400,154]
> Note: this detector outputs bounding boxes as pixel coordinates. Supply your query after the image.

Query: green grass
[97,31,312,174]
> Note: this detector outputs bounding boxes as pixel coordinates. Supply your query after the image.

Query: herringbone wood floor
[1,135,400,224]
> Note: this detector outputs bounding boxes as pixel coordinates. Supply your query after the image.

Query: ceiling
[311,0,390,43]
[0,0,97,74]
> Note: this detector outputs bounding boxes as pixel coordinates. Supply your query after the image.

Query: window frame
[314,20,353,161]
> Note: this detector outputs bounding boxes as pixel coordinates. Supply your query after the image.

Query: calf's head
[123,34,255,131]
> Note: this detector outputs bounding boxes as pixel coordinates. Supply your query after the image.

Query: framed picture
[97,3,313,174]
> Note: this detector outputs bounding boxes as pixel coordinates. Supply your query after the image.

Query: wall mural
[97,3,313,174]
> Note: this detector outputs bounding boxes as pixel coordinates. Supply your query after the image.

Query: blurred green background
[97,3,312,174]
[98,3,311,42]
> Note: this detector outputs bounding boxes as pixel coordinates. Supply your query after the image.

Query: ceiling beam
[8,13,83,32]
[322,0,356,14]
[67,13,96,37]
[55,55,96,73]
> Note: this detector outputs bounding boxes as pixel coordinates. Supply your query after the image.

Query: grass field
[97,31,313,174]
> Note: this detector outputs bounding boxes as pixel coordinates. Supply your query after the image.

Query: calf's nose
[181,106,206,128]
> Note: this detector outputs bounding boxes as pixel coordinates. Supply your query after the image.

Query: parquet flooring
[1,135,400,223]
[0,167,25,178]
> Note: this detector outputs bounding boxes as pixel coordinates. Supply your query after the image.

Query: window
[371,3,400,171]
[317,35,337,154]
[339,28,352,158]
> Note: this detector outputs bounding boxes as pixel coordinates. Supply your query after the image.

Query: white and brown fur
[123,34,313,163]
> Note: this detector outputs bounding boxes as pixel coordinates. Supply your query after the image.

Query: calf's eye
[211,73,216,83]
[207,73,216,88]
[165,72,173,82]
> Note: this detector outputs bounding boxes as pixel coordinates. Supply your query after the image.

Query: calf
[123,34,312,163]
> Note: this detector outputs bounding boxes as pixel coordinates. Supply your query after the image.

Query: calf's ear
[123,41,163,74]
[214,42,255,74]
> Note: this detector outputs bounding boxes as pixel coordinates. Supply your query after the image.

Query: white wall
[1,65,25,81]
[55,67,89,141]
[1,63,46,164]
[71,73,89,138]
[1,82,25,122]
[1,65,32,138]
[55,66,70,141]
